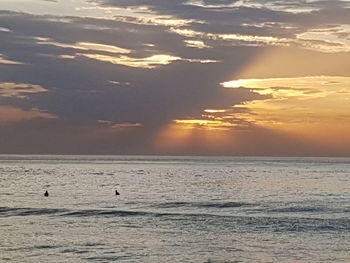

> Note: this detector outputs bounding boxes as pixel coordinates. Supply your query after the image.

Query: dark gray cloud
[0,11,265,125]
[99,0,350,36]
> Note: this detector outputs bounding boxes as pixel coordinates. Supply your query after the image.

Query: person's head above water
[44,191,49,197]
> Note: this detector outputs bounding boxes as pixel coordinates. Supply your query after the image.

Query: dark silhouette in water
[44,191,49,197]
[115,190,120,196]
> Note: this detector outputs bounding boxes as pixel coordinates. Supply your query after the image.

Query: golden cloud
[79,53,217,68]
[0,82,48,98]
[220,76,350,142]
[0,55,23,65]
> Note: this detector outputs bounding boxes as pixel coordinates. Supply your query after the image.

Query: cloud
[221,76,350,98]
[78,53,181,68]
[296,25,350,52]
[97,0,350,53]
[78,53,217,68]
[0,106,56,124]
[184,40,210,48]
[0,27,11,32]
[35,38,132,54]
[0,82,48,98]
[0,11,258,124]
[0,55,23,65]
[98,120,143,128]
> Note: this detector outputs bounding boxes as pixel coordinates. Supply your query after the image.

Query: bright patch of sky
[0,0,148,19]
[0,0,193,27]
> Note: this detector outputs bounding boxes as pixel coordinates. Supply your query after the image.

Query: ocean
[0,155,349,262]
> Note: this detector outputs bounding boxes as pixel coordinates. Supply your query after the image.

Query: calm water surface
[0,155,349,262]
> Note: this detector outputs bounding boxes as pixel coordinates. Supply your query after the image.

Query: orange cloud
[0,106,56,124]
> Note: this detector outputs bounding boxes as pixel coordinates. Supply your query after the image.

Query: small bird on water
[115,190,120,196]
[44,191,49,197]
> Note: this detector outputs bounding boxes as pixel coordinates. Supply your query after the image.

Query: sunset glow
[218,76,350,149]
[1,0,350,155]
[174,119,236,129]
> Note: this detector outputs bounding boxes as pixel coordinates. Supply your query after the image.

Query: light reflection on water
[0,155,350,262]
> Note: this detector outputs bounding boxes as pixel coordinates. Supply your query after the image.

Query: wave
[263,205,350,214]
[0,207,146,218]
[152,201,255,209]
[1,204,349,218]
[151,202,350,216]
[61,209,148,217]
[0,207,67,216]
[1,206,349,233]
[268,206,327,213]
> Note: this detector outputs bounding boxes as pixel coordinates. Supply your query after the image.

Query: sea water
[0,155,349,262]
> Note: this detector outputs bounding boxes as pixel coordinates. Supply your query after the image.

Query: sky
[0,0,350,156]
